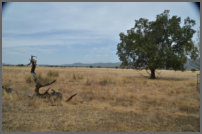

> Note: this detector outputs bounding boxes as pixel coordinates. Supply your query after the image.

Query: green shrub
[191,69,196,72]
[37,73,54,84]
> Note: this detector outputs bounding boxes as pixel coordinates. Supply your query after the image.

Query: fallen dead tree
[27,56,77,102]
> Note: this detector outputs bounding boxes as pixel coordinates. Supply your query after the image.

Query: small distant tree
[17,64,24,67]
[117,10,198,79]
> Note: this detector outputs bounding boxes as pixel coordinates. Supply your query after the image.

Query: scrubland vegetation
[2,66,200,132]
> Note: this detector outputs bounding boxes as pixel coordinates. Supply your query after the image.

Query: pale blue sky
[2,2,200,65]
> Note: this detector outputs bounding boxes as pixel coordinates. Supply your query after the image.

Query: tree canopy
[117,10,198,79]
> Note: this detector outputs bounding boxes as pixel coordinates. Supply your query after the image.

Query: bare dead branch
[27,56,79,103]
[44,88,51,94]
[28,56,57,98]
[66,93,77,102]
[51,89,63,100]
[41,80,56,87]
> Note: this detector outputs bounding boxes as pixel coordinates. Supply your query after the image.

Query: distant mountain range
[2,62,122,68]
[62,62,121,68]
[2,59,200,70]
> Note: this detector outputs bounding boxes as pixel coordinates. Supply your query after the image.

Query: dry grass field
[2,66,200,132]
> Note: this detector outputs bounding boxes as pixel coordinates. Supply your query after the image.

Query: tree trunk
[150,69,156,79]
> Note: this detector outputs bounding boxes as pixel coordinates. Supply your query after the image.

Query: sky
[2,2,200,65]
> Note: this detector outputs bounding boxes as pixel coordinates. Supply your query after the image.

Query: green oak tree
[117,10,198,79]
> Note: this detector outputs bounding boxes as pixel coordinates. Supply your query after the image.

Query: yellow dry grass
[2,66,200,132]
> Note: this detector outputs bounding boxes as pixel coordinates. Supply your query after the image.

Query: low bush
[25,75,33,84]
[47,70,59,77]
[99,77,114,86]
[72,73,84,80]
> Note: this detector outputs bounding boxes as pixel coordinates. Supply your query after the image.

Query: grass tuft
[85,77,92,86]
[72,73,84,80]
[99,77,114,86]
[47,70,59,77]
[25,75,33,83]
[37,73,54,84]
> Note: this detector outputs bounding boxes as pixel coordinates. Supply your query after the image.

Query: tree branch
[66,93,77,102]
[41,80,56,87]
